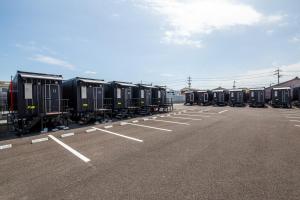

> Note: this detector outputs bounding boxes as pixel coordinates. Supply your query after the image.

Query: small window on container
[141,90,145,98]
[158,90,161,98]
[251,91,254,97]
[214,93,216,98]
[24,83,33,99]
[274,90,278,97]
[231,92,234,97]
[81,86,87,99]
[117,88,121,98]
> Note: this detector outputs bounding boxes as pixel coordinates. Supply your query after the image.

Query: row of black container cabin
[185,87,296,108]
[8,71,171,134]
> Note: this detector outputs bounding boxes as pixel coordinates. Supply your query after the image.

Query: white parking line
[284,114,300,117]
[126,123,172,132]
[48,135,91,163]
[289,120,300,123]
[61,132,75,138]
[218,110,228,114]
[92,127,143,142]
[152,119,190,125]
[168,116,202,121]
[295,125,300,128]
[86,128,97,133]
[0,144,12,150]
[176,113,211,118]
[286,116,300,119]
[31,137,49,144]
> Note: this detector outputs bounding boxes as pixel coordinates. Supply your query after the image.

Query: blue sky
[0,0,300,89]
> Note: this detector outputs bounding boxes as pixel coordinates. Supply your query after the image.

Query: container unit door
[237,92,242,103]
[282,90,289,103]
[161,90,166,105]
[86,86,94,111]
[190,93,194,102]
[93,87,103,110]
[218,92,224,103]
[140,89,145,106]
[257,91,262,103]
[80,86,88,111]
[24,83,38,115]
[145,89,151,106]
[124,88,132,107]
[45,84,60,113]
[204,93,208,102]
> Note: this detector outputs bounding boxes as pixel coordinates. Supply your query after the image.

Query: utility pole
[233,80,236,89]
[187,76,191,89]
[274,68,282,85]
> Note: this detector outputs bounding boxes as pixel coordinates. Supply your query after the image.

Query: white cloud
[160,73,175,77]
[16,42,57,55]
[84,70,97,75]
[266,30,274,35]
[134,0,284,48]
[265,15,283,23]
[30,54,75,70]
[289,36,300,43]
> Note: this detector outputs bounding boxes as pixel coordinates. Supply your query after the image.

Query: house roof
[265,77,300,90]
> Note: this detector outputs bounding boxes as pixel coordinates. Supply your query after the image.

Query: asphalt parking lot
[0,104,299,200]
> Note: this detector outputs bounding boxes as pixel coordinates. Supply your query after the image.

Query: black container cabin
[152,86,173,112]
[248,88,265,107]
[8,71,69,133]
[197,90,213,106]
[62,77,111,123]
[228,89,247,107]
[212,89,229,106]
[133,84,155,115]
[184,90,196,105]
[105,81,138,118]
[293,87,300,107]
[271,87,292,108]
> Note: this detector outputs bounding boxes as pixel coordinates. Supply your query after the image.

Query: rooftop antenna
[233,80,236,89]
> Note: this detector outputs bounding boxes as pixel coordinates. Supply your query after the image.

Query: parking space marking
[0,144,12,150]
[92,127,143,143]
[61,132,75,138]
[295,125,300,128]
[168,116,202,121]
[48,135,91,163]
[126,123,172,132]
[289,120,300,123]
[151,119,190,125]
[31,137,49,144]
[286,116,300,119]
[175,113,211,118]
[86,128,97,133]
[218,110,228,114]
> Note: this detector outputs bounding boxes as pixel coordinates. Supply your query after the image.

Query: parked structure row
[185,86,300,108]
[7,71,173,134]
